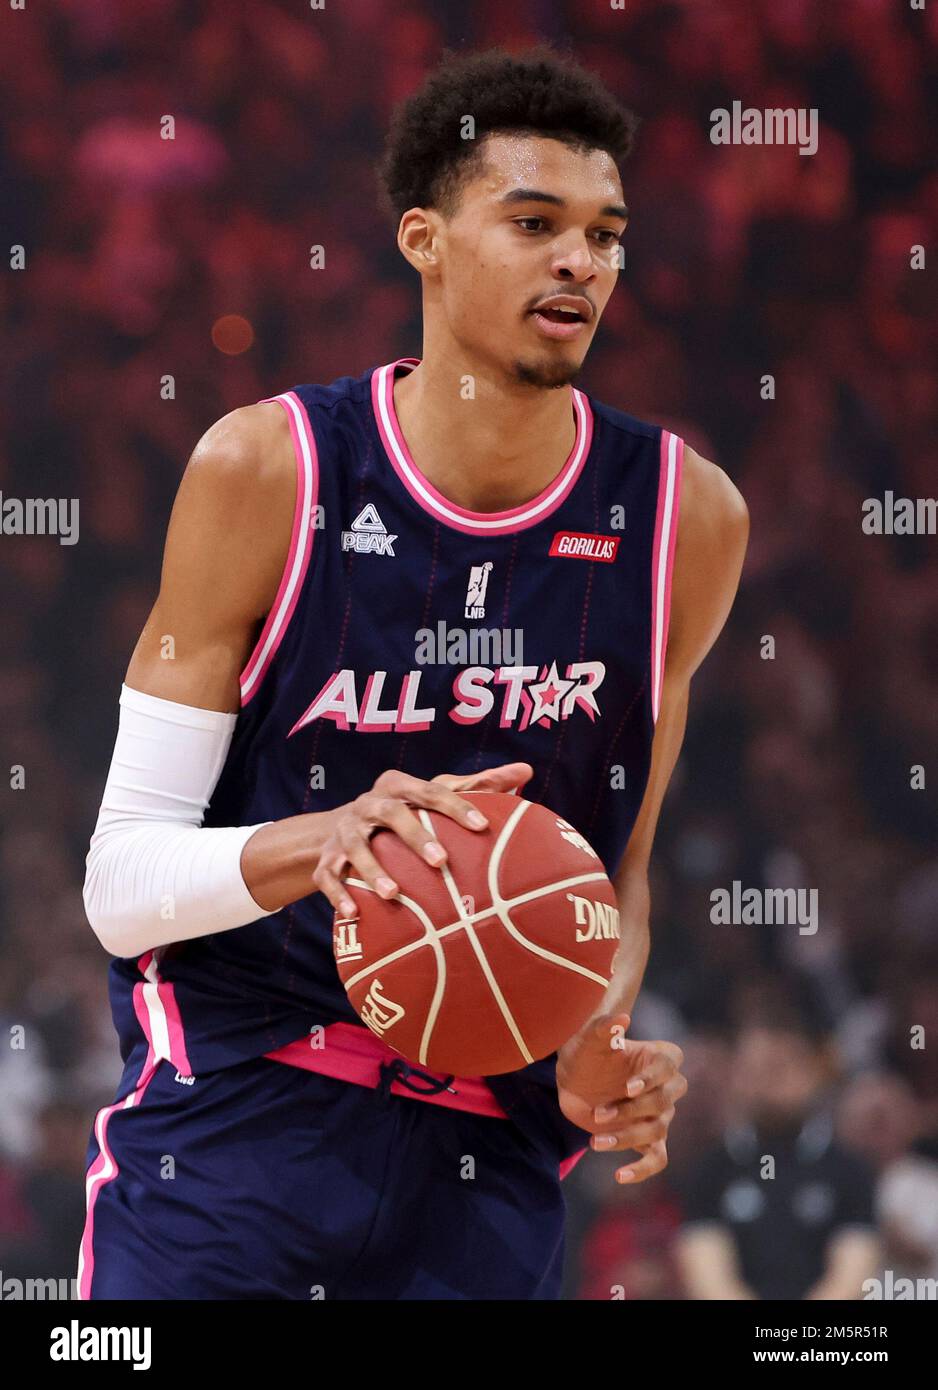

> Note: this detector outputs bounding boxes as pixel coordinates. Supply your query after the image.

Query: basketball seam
[339,805,614,1063]
[341,869,610,980]
[422,809,534,1068]
[487,801,614,986]
[342,891,448,1058]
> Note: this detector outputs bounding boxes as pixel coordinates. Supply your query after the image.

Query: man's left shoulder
[679,443,749,544]
[664,444,750,679]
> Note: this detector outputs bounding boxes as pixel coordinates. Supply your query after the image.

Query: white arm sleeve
[82,683,277,959]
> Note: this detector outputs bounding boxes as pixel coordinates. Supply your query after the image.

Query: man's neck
[392,353,579,513]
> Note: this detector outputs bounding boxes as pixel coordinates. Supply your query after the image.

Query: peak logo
[341,504,397,556]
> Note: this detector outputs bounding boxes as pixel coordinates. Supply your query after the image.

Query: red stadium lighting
[211,314,255,355]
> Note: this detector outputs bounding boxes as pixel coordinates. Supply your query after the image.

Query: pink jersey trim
[650,431,684,723]
[265,1022,511,1120]
[559,1146,589,1181]
[239,391,319,705]
[133,950,193,1076]
[371,359,594,535]
[77,1049,160,1299]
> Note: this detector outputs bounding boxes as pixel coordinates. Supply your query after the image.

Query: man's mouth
[528,300,591,340]
[534,305,587,324]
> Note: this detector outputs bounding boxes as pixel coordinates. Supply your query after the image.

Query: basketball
[332,791,621,1075]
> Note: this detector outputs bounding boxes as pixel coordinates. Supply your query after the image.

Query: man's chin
[509,353,584,390]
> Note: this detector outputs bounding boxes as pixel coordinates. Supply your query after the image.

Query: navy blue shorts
[79,1054,567,1300]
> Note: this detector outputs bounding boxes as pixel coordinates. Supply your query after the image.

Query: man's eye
[515,218,546,233]
[593,229,621,245]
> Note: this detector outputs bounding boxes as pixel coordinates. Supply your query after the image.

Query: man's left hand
[556,1011,687,1184]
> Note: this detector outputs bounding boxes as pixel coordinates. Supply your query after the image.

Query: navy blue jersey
[107,358,683,1153]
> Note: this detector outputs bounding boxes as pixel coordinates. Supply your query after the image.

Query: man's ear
[398,207,441,273]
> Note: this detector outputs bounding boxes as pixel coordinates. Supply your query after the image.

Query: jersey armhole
[650,429,684,724]
[239,392,319,706]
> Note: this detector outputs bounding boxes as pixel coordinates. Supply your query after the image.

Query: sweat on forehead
[454,134,625,214]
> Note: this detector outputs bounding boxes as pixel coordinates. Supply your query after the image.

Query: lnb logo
[464,561,493,618]
[49,1319,152,1370]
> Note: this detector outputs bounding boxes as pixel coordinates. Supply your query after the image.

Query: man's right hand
[241,762,533,917]
[312,762,533,916]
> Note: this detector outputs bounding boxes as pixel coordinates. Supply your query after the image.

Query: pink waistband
[264,1022,510,1120]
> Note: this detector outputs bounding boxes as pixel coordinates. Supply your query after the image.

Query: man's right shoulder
[185,400,296,502]
[162,401,299,624]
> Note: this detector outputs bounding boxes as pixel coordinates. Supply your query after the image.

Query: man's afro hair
[378,44,639,226]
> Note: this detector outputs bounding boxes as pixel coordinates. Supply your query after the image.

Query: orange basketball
[332,791,620,1075]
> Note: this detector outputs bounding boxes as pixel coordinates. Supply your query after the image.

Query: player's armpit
[125,400,296,713]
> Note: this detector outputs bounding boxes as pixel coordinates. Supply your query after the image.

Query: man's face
[428,132,627,389]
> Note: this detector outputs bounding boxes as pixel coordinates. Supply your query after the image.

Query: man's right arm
[124,401,297,714]
[82,401,330,955]
[119,398,352,915]
[84,404,527,957]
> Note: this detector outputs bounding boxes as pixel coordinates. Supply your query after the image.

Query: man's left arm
[556,445,750,1181]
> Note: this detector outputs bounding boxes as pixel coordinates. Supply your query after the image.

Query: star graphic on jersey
[526,661,578,726]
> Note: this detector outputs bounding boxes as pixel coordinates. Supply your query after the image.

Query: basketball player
[80,47,748,1300]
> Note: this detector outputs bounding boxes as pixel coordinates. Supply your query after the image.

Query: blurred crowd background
[1,0,936,1299]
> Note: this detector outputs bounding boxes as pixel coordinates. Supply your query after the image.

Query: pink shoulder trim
[650,431,684,723]
[239,392,319,705]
